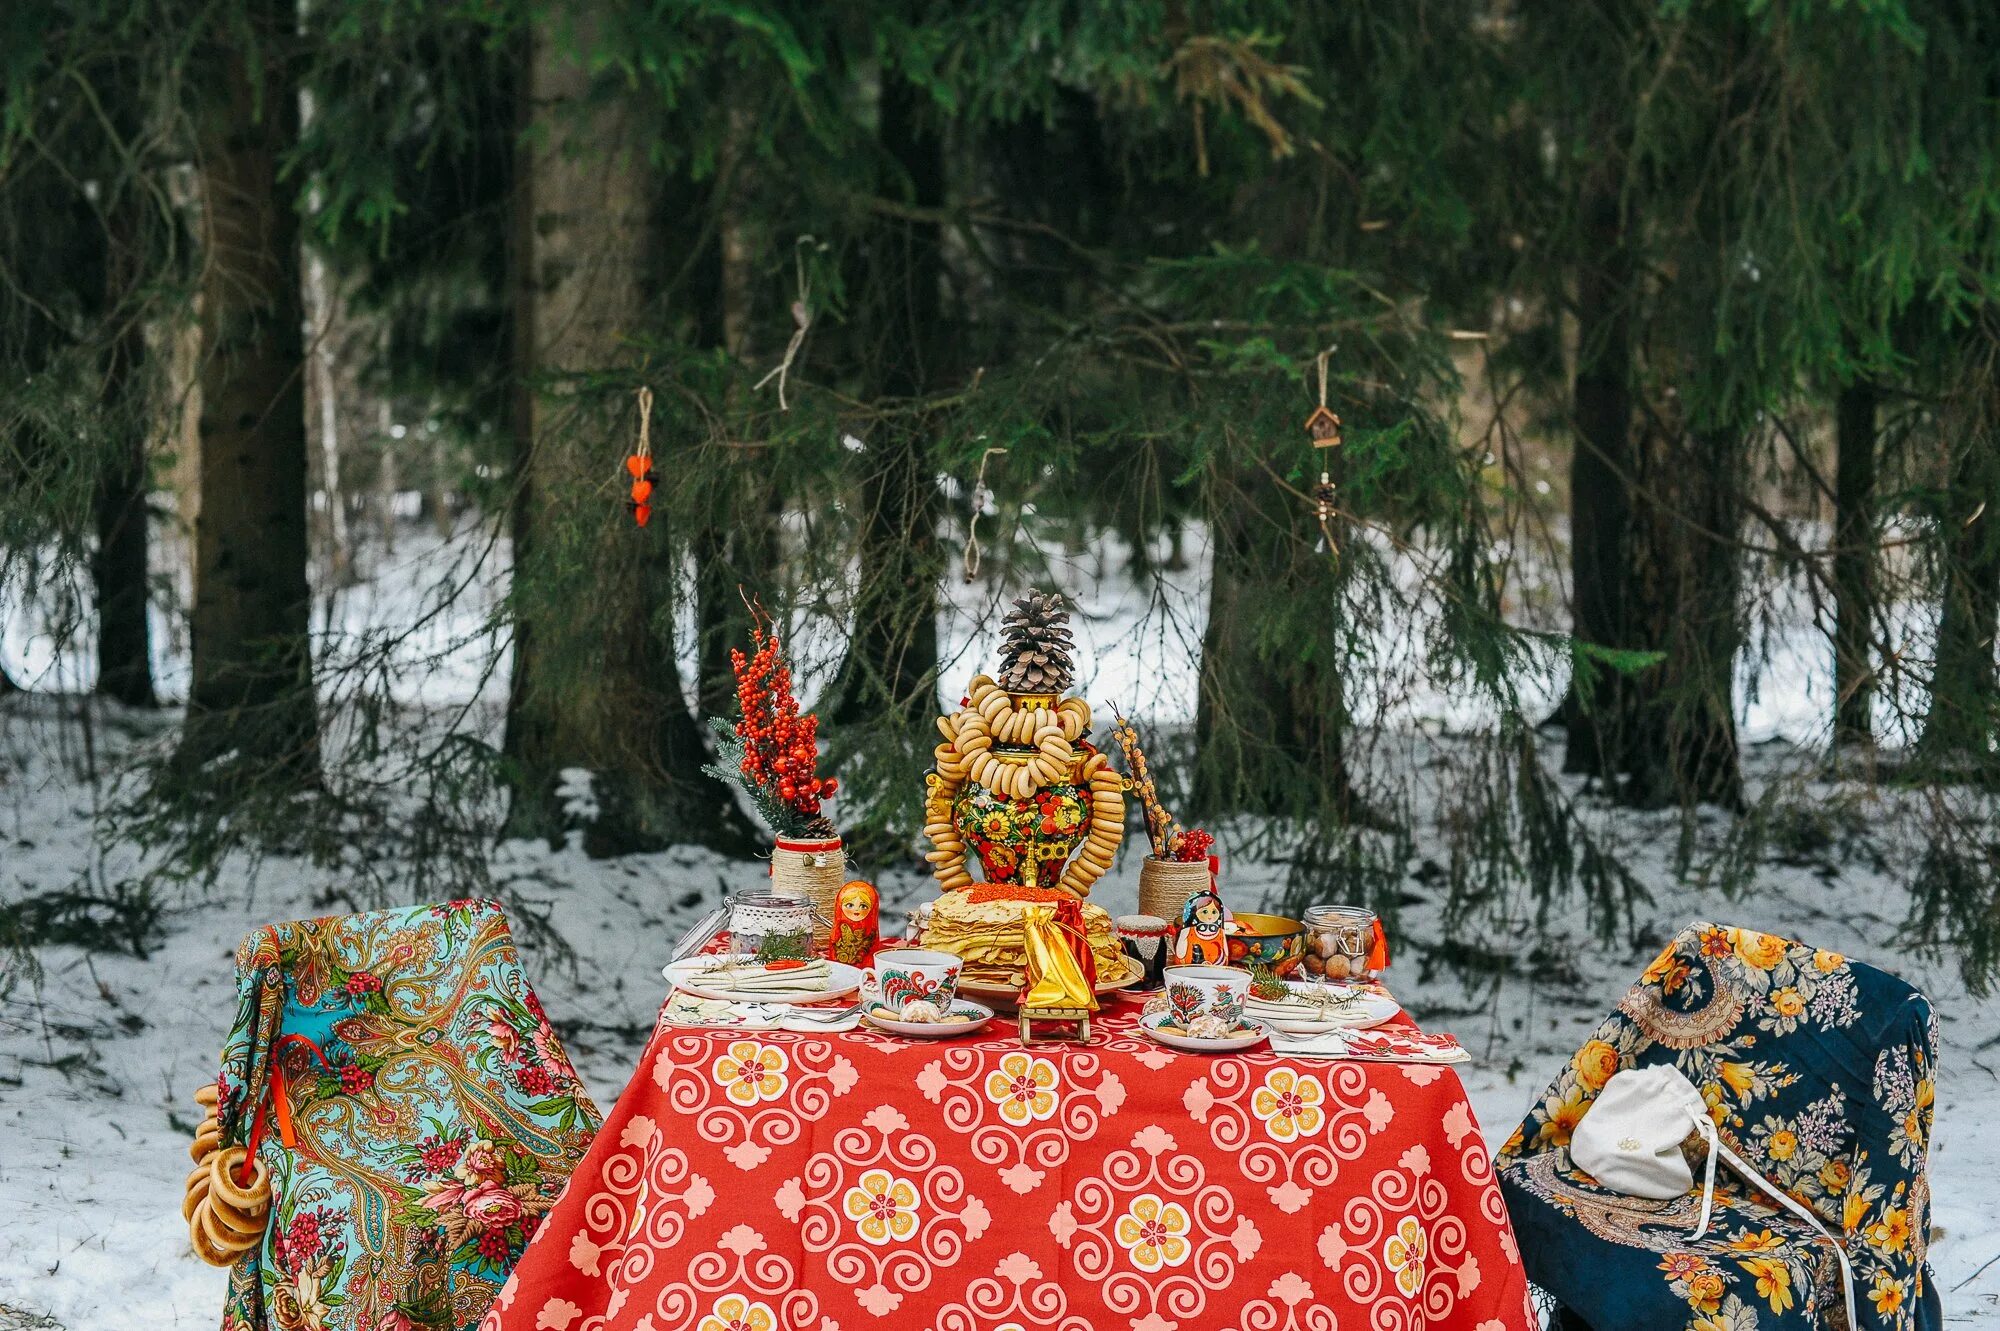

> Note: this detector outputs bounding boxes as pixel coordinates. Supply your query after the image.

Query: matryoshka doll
[828,880,881,965]
[1172,887,1229,966]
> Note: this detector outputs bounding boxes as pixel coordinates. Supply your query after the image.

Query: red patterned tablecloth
[482,1001,1533,1331]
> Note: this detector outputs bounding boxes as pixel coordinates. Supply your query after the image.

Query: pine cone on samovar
[996,591,1076,694]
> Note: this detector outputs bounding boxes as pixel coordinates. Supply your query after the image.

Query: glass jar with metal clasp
[1302,904,1380,982]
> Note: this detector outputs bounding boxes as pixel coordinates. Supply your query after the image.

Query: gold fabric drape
[1020,904,1099,1012]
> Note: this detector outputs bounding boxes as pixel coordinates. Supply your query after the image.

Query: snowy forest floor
[1,698,1997,1329]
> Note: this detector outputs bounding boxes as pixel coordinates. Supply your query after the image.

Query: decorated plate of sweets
[1244,976,1399,1036]
[663,957,865,1005]
[1138,1009,1272,1054]
[860,997,996,1038]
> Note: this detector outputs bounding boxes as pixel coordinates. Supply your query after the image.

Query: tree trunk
[1833,379,1878,751]
[1614,421,1745,808]
[504,7,751,855]
[694,97,780,718]
[92,421,155,707]
[1562,172,1636,778]
[829,75,944,727]
[304,240,352,586]
[1919,412,2000,768]
[93,202,157,708]
[376,399,398,555]
[1559,165,1742,808]
[176,0,318,786]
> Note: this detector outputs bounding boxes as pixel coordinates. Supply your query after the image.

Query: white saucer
[663,958,865,1005]
[1245,981,1398,1036]
[1139,1013,1271,1053]
[861,998,996,1038]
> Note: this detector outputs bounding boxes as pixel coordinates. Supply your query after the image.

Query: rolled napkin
[692,958,833,995]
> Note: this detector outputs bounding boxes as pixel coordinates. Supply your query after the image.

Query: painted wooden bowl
[1226,912,1307,977]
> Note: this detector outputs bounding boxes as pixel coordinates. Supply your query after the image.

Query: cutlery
[784,1003,861,1023]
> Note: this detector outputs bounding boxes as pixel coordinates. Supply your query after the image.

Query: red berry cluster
[1171,828,1216,863]
[731,625,836,818]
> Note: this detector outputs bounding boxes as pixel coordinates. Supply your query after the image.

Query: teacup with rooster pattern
[864,949,963,1015]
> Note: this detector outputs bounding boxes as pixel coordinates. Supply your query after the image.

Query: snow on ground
[2,517,1997,1327]
[2,698,1996,1329]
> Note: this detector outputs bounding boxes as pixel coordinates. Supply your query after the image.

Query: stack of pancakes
[920,886,1129,986]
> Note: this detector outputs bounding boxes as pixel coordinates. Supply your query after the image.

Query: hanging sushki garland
[1303,347,1343,556]
[625,385,658,527]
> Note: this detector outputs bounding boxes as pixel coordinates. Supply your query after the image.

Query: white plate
[1139,1014,1271,1053]
[663,958,864,1005]
[1245,982,1398,1035]
[861,998,996,1038]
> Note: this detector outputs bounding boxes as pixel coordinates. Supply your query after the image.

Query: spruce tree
[502,0,751,854]
[177,0,319,787]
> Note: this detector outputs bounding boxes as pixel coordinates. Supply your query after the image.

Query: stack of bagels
[183,1081,271,1266]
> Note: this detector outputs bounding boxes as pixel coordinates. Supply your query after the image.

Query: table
[481,1001,1534,1331]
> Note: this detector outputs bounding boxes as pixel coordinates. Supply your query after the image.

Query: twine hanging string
[961,446,1008,582]
[634,385,654,463]
[753,238,816,411]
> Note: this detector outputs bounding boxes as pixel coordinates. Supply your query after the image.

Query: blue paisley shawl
[210,900,601,1331]
[1497,922,1939,1331]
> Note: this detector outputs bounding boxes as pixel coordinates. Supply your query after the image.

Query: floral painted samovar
[923,593,1125,898]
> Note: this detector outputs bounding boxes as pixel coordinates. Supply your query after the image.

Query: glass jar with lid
[1302,904,1379,982]
[728,892,817,961]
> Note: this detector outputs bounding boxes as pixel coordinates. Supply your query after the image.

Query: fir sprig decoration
[704,621,838,838]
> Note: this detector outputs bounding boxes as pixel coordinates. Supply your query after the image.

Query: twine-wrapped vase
[1138,855,1212,924]
[771,835,845,948]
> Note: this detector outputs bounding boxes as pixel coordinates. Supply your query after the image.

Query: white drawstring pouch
[1570,1064,1856,1329]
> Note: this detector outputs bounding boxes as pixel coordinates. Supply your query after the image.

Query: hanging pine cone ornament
[995,591,1076,694]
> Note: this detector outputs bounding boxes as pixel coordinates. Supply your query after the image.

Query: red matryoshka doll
[829,879,881,965]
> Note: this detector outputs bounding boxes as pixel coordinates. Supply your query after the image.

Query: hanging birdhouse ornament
[625,386,658,528]
[1305,348,1342,449]
[1304,405,1342,448]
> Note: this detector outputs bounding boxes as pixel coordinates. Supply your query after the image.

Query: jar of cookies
[1303,904,1378,981]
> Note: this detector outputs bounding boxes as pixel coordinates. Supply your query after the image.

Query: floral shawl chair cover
[1497,922,1938,1331]
[211,899,601,1331]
